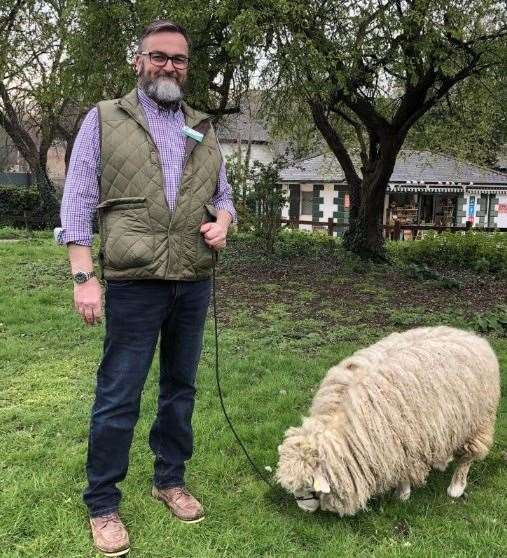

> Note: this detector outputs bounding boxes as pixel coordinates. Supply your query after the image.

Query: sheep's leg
[447,458,473,498]
[395,480,411,501]
[433,457,452,472]
[447,422,494,498]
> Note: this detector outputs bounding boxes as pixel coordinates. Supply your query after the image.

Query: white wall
[220,142,274,166]
[280,183,338,230]
[321,185,337,221]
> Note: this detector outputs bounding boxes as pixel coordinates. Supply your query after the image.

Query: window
[301,191,313,215]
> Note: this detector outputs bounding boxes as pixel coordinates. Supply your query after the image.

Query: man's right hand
[74,277,103,326]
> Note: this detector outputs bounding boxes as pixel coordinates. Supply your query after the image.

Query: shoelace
[171,487,191,502]
[98,514,122,531]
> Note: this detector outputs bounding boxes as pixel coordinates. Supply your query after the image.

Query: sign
[467,195,476,223]
[497,196,507,228]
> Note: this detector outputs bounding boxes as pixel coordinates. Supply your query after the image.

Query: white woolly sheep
[276,326,500,516]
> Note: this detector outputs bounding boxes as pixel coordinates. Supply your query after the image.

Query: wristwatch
[73,270,96,284]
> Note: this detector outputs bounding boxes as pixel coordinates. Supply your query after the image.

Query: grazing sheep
[276,326,500,516]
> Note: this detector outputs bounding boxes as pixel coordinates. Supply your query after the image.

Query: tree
[0,0,80,226]
[1,0,260,227]
[68,0,260,116]
[257,0,506,257]
[407,71,506,167]
[225,152,254,230]
[248,158,287,252]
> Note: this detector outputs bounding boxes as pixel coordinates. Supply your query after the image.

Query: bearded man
[58,20,235,556]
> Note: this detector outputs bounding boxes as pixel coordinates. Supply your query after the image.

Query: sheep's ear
[313,470,331,494]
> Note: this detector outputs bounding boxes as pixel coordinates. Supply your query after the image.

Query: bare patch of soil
[215,251,506,329]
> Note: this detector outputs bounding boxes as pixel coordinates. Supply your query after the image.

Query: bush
[0,184,41,228]
[387,231,507,273]
[0,226,32,239]
[273,229,342,258]
[474,306,507,336]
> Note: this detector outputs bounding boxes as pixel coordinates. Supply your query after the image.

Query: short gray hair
[137,20,191,52]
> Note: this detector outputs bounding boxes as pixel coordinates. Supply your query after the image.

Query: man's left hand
[200,221,228,250]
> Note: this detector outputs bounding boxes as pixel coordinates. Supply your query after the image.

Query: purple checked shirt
[59,88,236,246]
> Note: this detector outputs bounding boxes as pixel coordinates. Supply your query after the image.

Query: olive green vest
[96,88,222,281]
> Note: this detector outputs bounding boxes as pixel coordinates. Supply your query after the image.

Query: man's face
[134,31,189,106]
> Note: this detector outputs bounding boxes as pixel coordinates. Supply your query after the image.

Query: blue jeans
[83,278,212,517]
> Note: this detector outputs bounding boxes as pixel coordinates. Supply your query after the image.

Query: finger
[204,231,221,243]
[207,237,226,249]
[93,304,103,324]
[83,305,95,326]
[203,227,223,240]
[200,223,213,233]
[204,234,222,246]
[77,305,88,324]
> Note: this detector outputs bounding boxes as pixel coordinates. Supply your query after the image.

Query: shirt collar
[137,87,182,116]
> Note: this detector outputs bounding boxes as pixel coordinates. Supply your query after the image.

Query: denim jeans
[83,278,212,517]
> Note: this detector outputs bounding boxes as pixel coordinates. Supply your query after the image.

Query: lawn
[0,232,505,557]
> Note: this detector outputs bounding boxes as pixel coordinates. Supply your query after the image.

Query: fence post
[327,217,334,236]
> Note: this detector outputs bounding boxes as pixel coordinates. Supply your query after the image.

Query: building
[215,91,288,166]
[279,150,507,234]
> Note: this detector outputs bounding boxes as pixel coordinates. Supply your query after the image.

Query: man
[58,20,235,556]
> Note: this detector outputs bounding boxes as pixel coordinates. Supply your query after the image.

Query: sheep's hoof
[447,483,465,498]
[395,482,411,501]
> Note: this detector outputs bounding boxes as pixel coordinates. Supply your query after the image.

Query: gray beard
[141,75,184,109]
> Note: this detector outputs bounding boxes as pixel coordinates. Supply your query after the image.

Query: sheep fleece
[277,326,500,515]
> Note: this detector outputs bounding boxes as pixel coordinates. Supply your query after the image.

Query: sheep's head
[275,425,331,512]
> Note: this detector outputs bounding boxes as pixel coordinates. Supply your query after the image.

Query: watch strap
[73,270,96,284]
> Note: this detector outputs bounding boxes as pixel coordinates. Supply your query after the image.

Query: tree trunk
[31,164,60,228]
[343,178,387,259]
[64,135,75,174]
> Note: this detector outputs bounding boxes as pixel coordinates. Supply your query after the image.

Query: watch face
[74,272,87,284]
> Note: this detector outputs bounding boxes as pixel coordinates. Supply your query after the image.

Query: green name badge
[182,125,204,142]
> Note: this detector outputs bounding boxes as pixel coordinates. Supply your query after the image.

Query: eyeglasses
[138,51,190,69]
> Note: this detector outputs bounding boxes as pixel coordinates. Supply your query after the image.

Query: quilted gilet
[96,88,222,281]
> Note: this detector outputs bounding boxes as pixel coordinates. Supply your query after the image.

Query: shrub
[387,231,507,273]
[273,229,342,259]
[0,184,41,228]
[474,306,507,336]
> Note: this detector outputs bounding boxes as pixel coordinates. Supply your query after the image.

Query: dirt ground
[216,249,507,328]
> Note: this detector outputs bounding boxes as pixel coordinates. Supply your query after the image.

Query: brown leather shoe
[152,486,205,523]
[89,512,130,556]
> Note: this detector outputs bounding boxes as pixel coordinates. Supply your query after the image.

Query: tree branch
[399,60,480,137]
[0,0,26,36]
[329,105,368,168]
[309,99,361,188]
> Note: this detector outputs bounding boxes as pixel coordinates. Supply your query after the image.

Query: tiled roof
[279,150,507,184]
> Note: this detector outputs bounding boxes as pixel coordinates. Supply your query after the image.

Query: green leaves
[475,306,507,335]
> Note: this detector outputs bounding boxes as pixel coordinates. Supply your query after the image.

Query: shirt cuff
[213,200,237,224]
[54,228,93,247]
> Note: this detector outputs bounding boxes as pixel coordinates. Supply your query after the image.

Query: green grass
[0,233,506,557]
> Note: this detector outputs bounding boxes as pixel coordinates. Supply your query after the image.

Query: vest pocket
[97,197,154,270]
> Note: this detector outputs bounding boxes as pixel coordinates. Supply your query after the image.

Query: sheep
[276,326,500,516]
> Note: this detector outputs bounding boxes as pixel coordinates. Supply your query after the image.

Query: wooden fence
[281,218,507,240]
